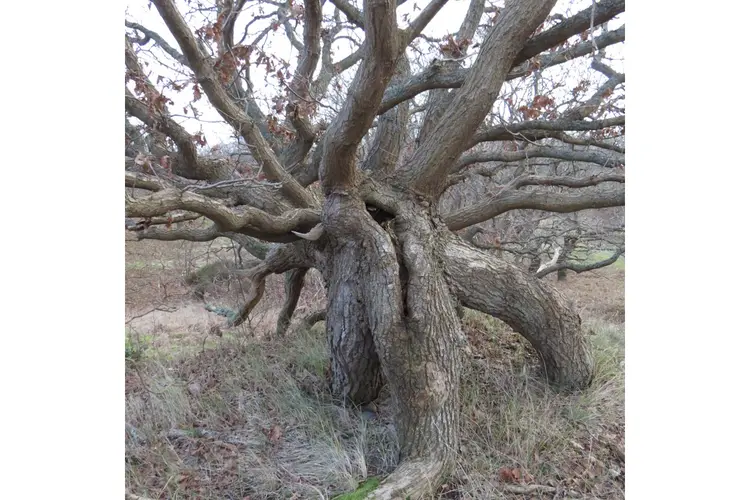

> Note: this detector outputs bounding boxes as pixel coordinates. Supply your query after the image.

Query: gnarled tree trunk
[318,193,463,499]
[314,192,591,499]
[126,0,625,497]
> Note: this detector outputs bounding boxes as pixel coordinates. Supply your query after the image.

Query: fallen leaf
[268,424,282,443]
[499,467,520,483]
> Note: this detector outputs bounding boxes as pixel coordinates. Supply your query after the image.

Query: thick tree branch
[402,0,451,47]
[124,161,294,214]
[562,69,625,121]
[125,171,166,191]
[514,0,624,65]
[445,185,625,230]
[275,268,308,336]
[536,247,624,278]
[126,188,320,242]
[329,0,363,27]
[440,233,593,389]
[362,56,411,176]
[455,146,624,171]
[512,24,624,78]
[132,223,223,242]
[470,116,624,146]
[416,0,484,145]
[515,173,624,188]
[395,0,558,197]
[279,0,323,170]
[320,0,399,192]
[126,211,202,228]
[125,21,188,65]
[229,241,319,326]
[220,0,248,50]
[378,24,625,116]
[151,0,316,208]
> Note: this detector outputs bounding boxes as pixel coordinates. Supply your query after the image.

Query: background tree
[125,0,625,496]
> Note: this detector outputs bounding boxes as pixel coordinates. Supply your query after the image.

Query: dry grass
[126,326,399,499]
[125,236,624,499]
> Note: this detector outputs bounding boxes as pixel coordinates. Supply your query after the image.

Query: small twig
[181,178,282,192]
[281,80,337,112]
[125,306,178,325]
[500,484,557,494]
[126,494,157,500]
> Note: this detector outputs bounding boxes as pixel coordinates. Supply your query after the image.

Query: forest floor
[125,234,625,500]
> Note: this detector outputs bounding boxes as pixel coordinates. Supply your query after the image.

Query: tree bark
[275,268,308,336]
[318,193,461,499]
[440,235,593,390]
[557,235,578,281]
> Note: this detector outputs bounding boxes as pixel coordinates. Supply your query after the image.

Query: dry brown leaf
[268,424,282,443]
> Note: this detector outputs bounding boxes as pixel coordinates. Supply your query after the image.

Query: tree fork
[324,195,464,499]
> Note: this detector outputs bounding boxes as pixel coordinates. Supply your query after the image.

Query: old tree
[125,0,625,497]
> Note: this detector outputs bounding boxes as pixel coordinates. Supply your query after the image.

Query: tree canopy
[125,1,625,497]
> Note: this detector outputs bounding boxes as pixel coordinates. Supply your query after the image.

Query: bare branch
[455,146,624,171]
[402,0,452,46]
[508,24,624,79]
[229,242,319,326]
[562,69,624,121]
[416,0,485,145]
[219,0,248,50]
[125,171,166,191]
[396,0,558,197]
[378,25,625,115]
[127,212,203,228]
[515,173,625,188]
[470,116,624,146]
[125,21,188,65]
[150,0,317,208]
[279,0,323,169]
[329,0,364,27]
[132,223,223,242]
[275,268,308,336]
[320,0,399,192]
[445,185,625,230]
[514,0,625,65]
[125,160,291,213]
[536,247,624,278]
[362,56,411,176]
[126,188,320,242]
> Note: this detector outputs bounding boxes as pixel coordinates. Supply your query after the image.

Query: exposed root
[364,458,446,500]
[303,309,326,327]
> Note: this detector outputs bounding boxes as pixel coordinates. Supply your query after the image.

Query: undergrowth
[126,315,624,499]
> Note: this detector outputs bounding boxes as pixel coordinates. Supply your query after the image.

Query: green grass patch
[333,477,380,499]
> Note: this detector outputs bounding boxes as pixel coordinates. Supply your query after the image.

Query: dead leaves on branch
[127,70,174,115]
[517,94,557,120]
[439,34,472,58]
